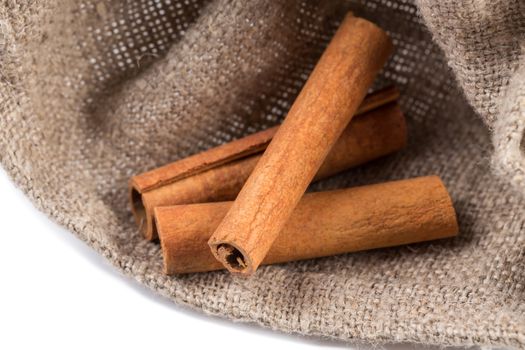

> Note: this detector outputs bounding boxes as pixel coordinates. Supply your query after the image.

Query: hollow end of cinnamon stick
[130,185,147,233]
[212,243,253,275]
[131,181,163,241]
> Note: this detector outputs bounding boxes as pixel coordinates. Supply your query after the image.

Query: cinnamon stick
[156,176,458,274]
[209,14,393,275]
[130,87,403,240]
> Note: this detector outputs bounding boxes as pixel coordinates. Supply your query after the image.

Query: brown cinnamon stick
[157,176,458,274]
[130,87,403,240]
[208,14,393,275]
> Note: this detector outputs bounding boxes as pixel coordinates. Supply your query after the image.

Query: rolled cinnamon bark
[130,87,403,240]
[157,176,458,274]
[209,14,393,275]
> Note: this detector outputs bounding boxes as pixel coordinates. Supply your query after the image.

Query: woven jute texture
[1,0,524,348]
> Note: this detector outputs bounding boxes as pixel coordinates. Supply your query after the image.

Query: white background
[0,167,473,350]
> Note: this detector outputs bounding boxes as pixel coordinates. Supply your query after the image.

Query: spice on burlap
[0,0,524,348]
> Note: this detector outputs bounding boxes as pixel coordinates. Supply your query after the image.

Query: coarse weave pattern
[1,0,524,348]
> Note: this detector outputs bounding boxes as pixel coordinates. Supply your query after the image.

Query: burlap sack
[1,0,524,348]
